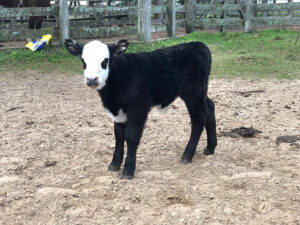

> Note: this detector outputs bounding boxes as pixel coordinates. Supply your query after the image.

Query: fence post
[59,0,70,43]
[288,0,294,17]
[138,0,151,42]
[10,18,17,30]
[185,0,195,34]
[220,0,229,32]
[262,0,267,17]
[245,0,254,33]
[166,0,176,37]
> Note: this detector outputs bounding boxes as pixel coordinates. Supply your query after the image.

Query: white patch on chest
[105,108,127,123]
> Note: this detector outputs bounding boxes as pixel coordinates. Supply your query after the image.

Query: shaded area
[233,90,265,97]
[276,135,300,145]
[219,127,262,138]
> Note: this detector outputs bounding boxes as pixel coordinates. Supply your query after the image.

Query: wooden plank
[70,26,137,39]
[0,28,58,41]
[255,2,300,11]
[252,17,300,26]
[59,0,69,43]
[137,0,151,42]
[195,18,244,26]
[186,0,195,33]
[0,6,58,18]
[194,3,243,14]
[176,5,186,13]
[144,0,151,42]
[288,0,294,17]
[166,0,176,37]
[69,6,136,17]
[152,5,166,14]
[245,0,254,32]
[220,0,229,32]
[0,23,56,30]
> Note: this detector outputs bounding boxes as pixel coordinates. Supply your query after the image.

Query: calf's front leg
[121,110,148,179]
[108,123,125,172]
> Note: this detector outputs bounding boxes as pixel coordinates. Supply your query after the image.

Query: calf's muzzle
[86,77,98,87]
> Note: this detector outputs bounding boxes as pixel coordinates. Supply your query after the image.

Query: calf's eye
[101,58,109,69]
[81,58,87,70]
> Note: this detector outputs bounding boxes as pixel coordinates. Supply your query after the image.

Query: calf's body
[65,40,217,179]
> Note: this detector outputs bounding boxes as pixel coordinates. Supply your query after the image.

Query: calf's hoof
[120,174,133,179]
[120,168,134,179]
[108,164,120,172]
[180,156,192,164]
[203,147,215,155]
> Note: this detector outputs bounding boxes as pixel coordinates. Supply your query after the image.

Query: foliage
[0,29,299,79]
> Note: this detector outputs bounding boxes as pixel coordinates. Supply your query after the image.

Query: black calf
[65,40,217,179]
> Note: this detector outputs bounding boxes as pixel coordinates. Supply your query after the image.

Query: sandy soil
[0,73,299,225]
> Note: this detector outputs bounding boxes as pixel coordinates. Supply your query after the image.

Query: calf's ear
[64,39,83,56]
[110,39,129,56]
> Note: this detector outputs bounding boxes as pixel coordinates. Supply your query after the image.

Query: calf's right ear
[64,39,83,56]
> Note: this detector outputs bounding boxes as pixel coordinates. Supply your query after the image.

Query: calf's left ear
[64,39,83,56]
[110,39,129,55]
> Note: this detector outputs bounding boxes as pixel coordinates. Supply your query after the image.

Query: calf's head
[64,39,129,89]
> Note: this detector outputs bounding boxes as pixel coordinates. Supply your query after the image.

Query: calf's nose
[86,77,98,87]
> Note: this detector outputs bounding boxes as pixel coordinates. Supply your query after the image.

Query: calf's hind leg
[180,95,209,163]
[203,97,217,155]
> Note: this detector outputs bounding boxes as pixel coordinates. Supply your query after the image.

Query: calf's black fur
[65,40,217,179]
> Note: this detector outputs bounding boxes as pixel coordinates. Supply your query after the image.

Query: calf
[65,39,217,179]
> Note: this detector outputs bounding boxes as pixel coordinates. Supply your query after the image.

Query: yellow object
[26,34,53,51]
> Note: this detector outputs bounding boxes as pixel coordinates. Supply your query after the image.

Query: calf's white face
[81,40,110,90]
[65,39,129,90]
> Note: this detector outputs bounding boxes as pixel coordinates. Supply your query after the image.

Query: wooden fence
[0,0,299,43]
[184,0,300,33]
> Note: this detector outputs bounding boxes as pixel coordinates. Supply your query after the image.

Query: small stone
[258,203,265,212]
[202,162,210,168]
[171,211,178,217]
[233,112,239,116]
[45,161,57,167]
[224,207,233,214]
[209,194,215,199]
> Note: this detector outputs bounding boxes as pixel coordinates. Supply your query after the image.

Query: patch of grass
[0,29,299,79]
[0,45,83,75]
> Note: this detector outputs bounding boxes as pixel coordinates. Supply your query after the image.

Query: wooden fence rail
[186,1,300,33]
[0,0,299,43]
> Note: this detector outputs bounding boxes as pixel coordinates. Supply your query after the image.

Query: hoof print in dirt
[219,127,262,138]
[234,89,265,97]
[276,135,300,145]
[45,161,57,167]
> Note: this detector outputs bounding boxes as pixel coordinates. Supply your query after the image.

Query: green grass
[0,29,299,79]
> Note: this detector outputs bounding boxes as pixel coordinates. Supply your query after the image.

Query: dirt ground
[0,73,299,225]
